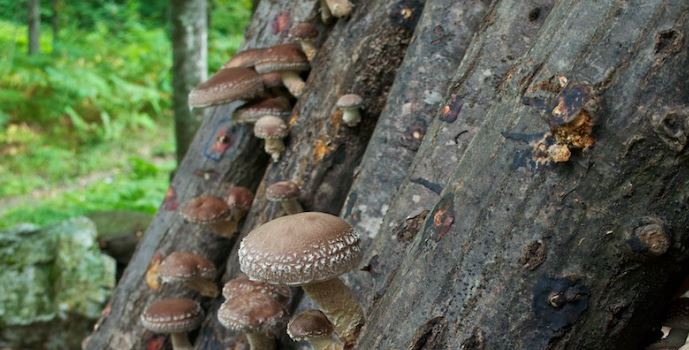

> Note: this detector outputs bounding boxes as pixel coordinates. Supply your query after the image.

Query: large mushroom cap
[236,97,291,123]
[180,195,231,224]
[217,291,288,334]
[254,44,310,74]
[159,252,216,282]
[188,67,264,108]
[665,298,689,329]
[222,274,291,305]
[141,298,203,334]
[226,186,255,212]
[254,116,288,139]
[287,310,334,341]
[238,212,361,285]
[336,94,363,108]
[223,48,267,69]
[266,181,301,201]
[290,22,319,39]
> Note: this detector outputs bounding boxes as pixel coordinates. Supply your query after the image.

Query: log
[348,0,557,310]
[356,0,689,349]
[83,1,319,348]
[192,0,426,347]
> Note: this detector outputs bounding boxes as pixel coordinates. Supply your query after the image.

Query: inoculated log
[357,1,689,349]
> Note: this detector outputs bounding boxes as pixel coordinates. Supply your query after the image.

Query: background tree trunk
[171,0,208,163]
[51,0,59,53]
[27,0,40,55]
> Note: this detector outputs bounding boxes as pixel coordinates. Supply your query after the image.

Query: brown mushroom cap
[336,94,363,108]
[236,97,291,123]
[180,195,231,224]
[665,298,689,329]
[289,22,319,39]
[287,310,334,341]
[254,116,288,139]
[266,181,301,201]
[141,298,203,334]
[159,252,216,283]
[254,44,310,74]
[188,67,264,108]
[238,212,361,285]
[226,186,255,212]
[223,48,266,69]
[222,274,291,305]
[217,291,288,334]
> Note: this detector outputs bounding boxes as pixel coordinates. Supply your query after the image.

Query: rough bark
[172,0,208,163]
[85,1,326,348]
[27,0,40,55]
[348,0,555,309]
[193,0,426,347]
[356,1,689,349]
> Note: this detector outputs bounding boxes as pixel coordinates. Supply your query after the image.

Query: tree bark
[171,0,208,163]
[193,0,425,347]
[27,0,40,55]
[356,1,689,349]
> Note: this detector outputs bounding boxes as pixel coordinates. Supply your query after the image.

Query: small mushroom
[288,310,342,350]
[223,274,291,305]
[290,22,319,62]
[238,212,364,346]
[188,67,264,108]
[225,186,255,235]
[649,298,689,349]
[254,116,289,162]
[319,0,333,23]
[235,97,292,124]
[266,180,303,215]
[336,94,363,127]
[141,298,203,350]
[180,195,234,236]
[255,44,310,98]
[159,252,219,298]
[218,291,288,350]
[323,0,353,18]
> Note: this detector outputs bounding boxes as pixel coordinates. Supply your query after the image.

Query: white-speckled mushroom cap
[336,94,363,108]
[238,212,361,286]
[159,252,217,283]
[287,309,333,341]
[254,115,288,139]
[141,298,203,334]
[265,181,301,201]
[217,292,288,334]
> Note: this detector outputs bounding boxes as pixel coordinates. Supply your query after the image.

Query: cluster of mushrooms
[140,4,367,350]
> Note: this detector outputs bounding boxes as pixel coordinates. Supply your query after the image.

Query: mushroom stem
[246,333,275,350]
[280,71,306,98]
[264,139,286,162]
[302,278,364,347]
[310,337,344,350]
[649,328,689,349]
[211,219,236,237]
[300,40,318,62]
[170,332,193,350]
[342,109,361,127]
[186,276,219,298]
[281,199,303,215]
[319,0,333,23]
[324,0,353,18]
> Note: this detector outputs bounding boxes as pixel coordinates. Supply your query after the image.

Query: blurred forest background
[0,0,252,229]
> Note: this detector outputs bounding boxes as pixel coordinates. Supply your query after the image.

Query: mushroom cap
[665,298,689,329]
[188,67,264,108]
[226,186,255,212]
[289,22,319,39]
[254,116,288,139]
[141,298,203,334]
[159,252,217,283]
[222,274,291,305]
[236,97,291,123]
[223,48,266,69]
[180,195,232,224]
[238,212,361,286]
[266,181,301,202]
[336,94,363,109]
[254,44,310,74]
[217,291,288,334]
[287,310,334,341]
